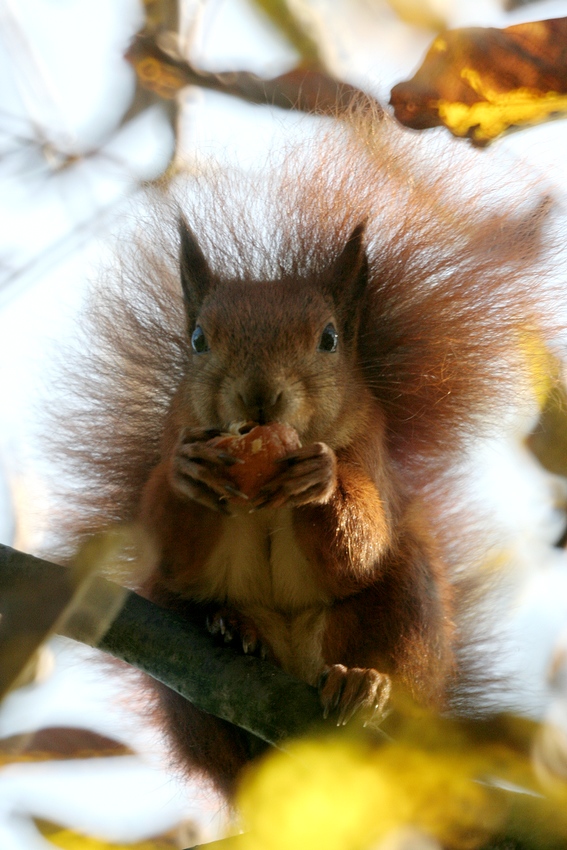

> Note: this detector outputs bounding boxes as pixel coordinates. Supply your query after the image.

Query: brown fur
[49,104,560,798]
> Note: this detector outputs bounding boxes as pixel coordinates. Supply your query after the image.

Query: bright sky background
[2,0,567,846]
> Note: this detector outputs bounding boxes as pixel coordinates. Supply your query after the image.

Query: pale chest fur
[193,507,330,684]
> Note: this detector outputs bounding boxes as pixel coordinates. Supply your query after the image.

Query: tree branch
[0,543,323,746]
[125,32,376,118]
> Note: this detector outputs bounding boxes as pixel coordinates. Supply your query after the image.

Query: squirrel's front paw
[169,427,247,514]
[318,664,391,726]
[252,442,337,509]
[206,607,276,661]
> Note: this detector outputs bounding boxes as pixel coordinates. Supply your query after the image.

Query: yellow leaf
[385,0,448,31]
[438,76,567,143]
[35,819,176,850]
[527,380,567,477]
[236,735,503,850]
[517,331,558,410]
[234,710,567,850]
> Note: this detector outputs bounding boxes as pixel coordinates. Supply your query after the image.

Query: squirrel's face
[185,281,367,446]
[178,219,372,447]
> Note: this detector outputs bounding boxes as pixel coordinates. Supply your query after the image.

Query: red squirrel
[54,107,556,798]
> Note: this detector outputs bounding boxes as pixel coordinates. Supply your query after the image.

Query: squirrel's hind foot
[319,663,391,726]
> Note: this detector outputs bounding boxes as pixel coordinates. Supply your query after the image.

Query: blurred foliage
[0,726,132,764]
[391,17,567,145]
[130,0,567,147]
[231,705,567,850]
[0,548,90,698]
[385,0,448,31]
[528,380,567,479]
[522,339,567,480]
[35,818,179,850]
[520,332,559,412]
[0,530,135,698]
[126,31,369,116]
[142,0,178,33]
[3,0,567,849]
[250,0,327,68]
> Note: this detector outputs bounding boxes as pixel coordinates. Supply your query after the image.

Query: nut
[209,422,301,499]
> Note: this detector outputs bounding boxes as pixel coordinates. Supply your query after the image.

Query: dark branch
[0,543,323,746]
[125,33,379,118]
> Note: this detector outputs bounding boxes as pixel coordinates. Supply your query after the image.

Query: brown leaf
[0,727,132,763]
[390,17,567,145]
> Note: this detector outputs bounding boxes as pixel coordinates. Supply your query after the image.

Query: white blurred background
[2,0,567,846]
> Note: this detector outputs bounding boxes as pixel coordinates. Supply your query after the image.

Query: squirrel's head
[178,219,371,446]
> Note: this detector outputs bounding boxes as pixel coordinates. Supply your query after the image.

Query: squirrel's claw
[318,664,391,726]
[206,607,273,661]
[253,442,337,509]
[170,433,246,512]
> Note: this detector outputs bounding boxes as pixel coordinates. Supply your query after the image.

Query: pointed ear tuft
[325,221,368,340]
[341,220,367,269]
[179,217,213,320]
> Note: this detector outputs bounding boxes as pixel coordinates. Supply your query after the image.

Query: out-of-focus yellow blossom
[234,710,567,850]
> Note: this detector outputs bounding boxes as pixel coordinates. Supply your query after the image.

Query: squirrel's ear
[326,221,368,339]
[179,217,213,317]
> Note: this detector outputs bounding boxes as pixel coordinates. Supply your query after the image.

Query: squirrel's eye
[191,325,209,354]
[318,323,338,353]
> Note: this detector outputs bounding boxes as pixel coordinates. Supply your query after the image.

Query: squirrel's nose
[238,388,284,424]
